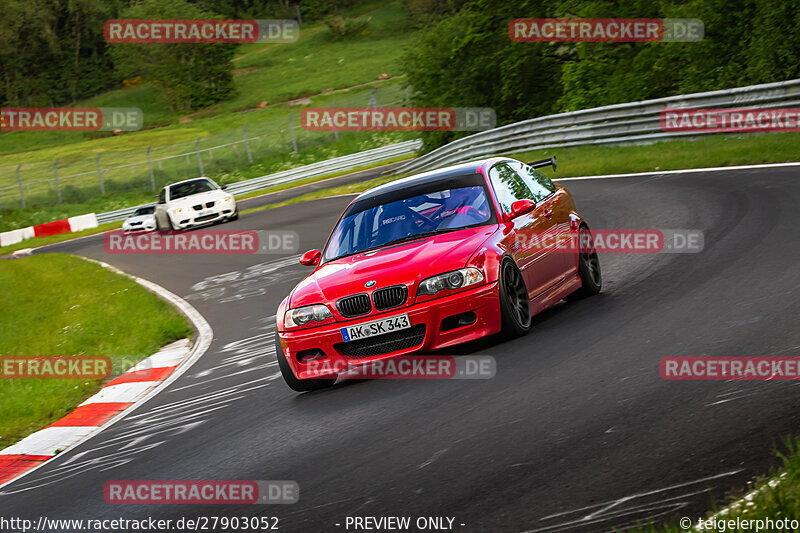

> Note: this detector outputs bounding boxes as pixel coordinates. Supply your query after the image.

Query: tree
[109,0,236,111]
[402,0,564,150]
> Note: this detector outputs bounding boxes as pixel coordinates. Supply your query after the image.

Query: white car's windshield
[169,179,216,201]
[134,206,155,216]
[323,185,492,262]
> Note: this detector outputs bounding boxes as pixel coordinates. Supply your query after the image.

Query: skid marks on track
[185,254,305,303]
[177,316,282,392]
[522,470,742,532]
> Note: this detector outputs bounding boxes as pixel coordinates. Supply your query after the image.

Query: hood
[290,225,498,309]
[124,214,155,224]
[169,189,227,208]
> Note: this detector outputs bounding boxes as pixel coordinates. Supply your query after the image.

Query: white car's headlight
[223,196,232,202]
[173,207,184,214]
[284,304,333,328]
[418,268,484,296]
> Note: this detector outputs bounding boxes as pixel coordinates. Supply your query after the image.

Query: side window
[158,189,166,204]
[511,162,557,202]
[488,162,536,214]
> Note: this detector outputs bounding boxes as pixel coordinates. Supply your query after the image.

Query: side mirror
[221,185,228,190]
[510,199,536,218]
[299,249,322,266]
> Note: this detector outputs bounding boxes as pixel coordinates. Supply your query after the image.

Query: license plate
[341,314,410,342]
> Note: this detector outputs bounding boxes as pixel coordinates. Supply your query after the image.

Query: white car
[154,177,238,230]
[122,205,157,232]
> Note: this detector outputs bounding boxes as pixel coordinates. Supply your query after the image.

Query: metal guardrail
[389,79,800,176]
[96,139,422,224]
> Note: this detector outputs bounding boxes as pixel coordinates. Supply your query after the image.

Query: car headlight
[284,304,333,328]
[223,196,232,202]
[173,207,184,214]
[418,267,484,296]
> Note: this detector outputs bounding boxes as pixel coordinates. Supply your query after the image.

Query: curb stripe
[107,366,176,386]
[0,455,53,485]
[48,403,133,427]
[0,260,213,490]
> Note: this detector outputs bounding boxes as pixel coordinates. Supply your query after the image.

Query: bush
[324,15,371,39]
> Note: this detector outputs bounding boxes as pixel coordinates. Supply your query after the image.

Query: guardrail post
[95,154,105,195]
[16,163,25,209]
[289,114,298,153]
[54,158,62,204]
[195,138,204,175]
[146,146,156,191]
[243,125,253,163]
[330,100,338,141]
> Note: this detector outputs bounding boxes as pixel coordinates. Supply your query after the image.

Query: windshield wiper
[381,228,458,248]
[327,228,462,263]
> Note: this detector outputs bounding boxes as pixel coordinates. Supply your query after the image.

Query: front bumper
[172,202,236,229]
[123,222,156,232]
[278,281,501,380]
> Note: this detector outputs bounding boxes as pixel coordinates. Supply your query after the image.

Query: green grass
[512,132,800,178]
[0,0,416,224]
[632,437,800,532]
[0,254,192,449]
[0,0,413,161]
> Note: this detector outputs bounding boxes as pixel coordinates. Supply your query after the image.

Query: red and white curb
[0,258,213,489]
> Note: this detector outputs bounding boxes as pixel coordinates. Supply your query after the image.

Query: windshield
[323,185,493,262]
[169,179,216,201]
[134,206,155,216]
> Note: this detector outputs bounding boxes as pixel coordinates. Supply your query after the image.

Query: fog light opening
[440,311,478,332]
[297,348,328,364]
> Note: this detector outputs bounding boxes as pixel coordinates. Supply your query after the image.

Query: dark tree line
[403,0,800,149]
[0,0,363,110]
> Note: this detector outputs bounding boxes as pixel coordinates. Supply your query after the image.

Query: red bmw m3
[275,157,601,391]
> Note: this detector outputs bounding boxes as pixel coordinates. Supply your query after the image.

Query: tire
[275,333,336,392]
[498,258,532,338]
[229,207,239,222]
[565,224,602,301]
[159,214,175,231]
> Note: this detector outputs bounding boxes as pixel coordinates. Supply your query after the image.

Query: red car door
[488,162,565,298]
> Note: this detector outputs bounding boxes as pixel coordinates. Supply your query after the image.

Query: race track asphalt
[2,165,799,532]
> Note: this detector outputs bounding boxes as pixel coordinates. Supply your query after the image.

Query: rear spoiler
[527,156,557,173]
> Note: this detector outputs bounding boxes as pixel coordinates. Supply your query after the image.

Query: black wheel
[229,207,239,222]
[565,225,602,301]
[499,258,531,338]
[275,333,336,392]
